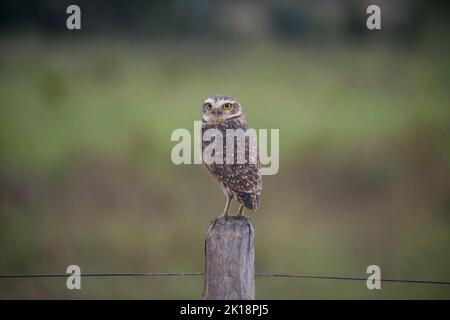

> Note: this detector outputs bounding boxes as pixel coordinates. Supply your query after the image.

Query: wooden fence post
[202,217,255,300]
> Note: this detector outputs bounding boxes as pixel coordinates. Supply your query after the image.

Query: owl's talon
[217,212,229,220]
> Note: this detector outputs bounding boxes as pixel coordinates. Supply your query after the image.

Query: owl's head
[202,95,243,123]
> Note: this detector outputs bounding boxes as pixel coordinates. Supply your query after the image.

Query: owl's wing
[228,162,262,210]
[219,163,261,192]
[225,123,262,194]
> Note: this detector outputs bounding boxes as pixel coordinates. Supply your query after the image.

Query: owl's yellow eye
[222,103,232,110]
[205,103,213,111]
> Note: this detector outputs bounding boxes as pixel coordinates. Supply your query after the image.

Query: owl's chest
[201,119,247,152]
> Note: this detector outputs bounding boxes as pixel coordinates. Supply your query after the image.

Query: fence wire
[1,272,449,285]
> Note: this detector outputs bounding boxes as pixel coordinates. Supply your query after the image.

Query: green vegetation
[0,37,449,298]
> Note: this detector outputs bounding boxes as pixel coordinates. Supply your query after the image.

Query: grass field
[0,36,449,298]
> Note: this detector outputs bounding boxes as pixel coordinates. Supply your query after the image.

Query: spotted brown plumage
[201,95,262,219]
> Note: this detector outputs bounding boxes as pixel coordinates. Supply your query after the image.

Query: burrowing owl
[201,95,262,219]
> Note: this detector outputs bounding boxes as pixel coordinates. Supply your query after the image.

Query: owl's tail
[235,191,261,211]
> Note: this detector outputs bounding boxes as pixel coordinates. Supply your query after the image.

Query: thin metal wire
[0,272,203,278]
[255,273,450,285]
[0,272,449,285]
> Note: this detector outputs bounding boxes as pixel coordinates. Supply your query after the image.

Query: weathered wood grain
[202,217,255,300]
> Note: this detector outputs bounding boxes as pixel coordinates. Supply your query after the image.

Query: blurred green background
[0,0,449,299]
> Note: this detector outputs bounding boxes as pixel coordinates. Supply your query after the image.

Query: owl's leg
[236,205,245,218]
[219,194,232,219]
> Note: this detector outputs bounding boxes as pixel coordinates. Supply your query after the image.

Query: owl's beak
[213,108,223,115]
